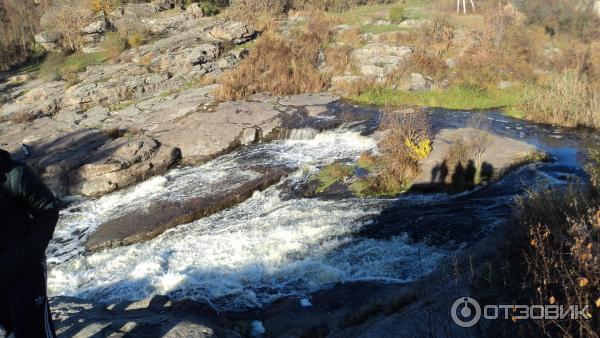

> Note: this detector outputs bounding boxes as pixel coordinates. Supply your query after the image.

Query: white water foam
[48,129,444,310]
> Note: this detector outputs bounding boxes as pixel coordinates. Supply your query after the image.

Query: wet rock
[85,166,293,251]
[153,100,282,165]
[413,128,542,188]
[210,21,255,44]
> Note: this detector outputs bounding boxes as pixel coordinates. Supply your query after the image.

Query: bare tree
[42,0,93,52]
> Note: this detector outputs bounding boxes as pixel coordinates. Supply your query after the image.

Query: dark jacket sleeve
[0,164,59,285]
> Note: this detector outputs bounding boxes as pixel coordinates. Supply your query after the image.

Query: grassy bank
[351,85,526,112]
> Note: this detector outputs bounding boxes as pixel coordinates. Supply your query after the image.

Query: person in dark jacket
[0,149,59,338]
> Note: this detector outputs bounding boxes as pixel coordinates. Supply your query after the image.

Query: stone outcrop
[351,43,413,78]
[412,127,543,187]
[209,21,255,44]
[70,136,182,197]
[34,31,62,52]
[85,166,293,252]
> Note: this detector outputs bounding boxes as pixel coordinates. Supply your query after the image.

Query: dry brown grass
[451,6,538,86]
[215,11,336,100]
[520,70,600,129]
[338,27,363,47]
[334,77,376,96]
[41,0,94,52]
[325,45,352,75]
[215,31,329,100]
[0,0,51,70]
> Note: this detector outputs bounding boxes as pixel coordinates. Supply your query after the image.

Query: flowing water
[46,108,599,311]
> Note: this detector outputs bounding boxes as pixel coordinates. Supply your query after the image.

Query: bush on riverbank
[215,12,334,100]
[517,186,600,337]
[485,150,600,337]
[353,109,431,196]
[519,71,600,129]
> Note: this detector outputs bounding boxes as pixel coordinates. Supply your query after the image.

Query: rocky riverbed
[2,2,600,338]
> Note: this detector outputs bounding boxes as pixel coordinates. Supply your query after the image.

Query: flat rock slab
[85,166,293,252]
[49,296,240,338]
[413,128,540,187]
[152,100,283,165]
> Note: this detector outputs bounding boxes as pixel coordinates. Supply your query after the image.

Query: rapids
[46,109,599,311]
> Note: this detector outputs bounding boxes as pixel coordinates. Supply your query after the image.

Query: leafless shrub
[41,0,94,51]
[517,187,600,338]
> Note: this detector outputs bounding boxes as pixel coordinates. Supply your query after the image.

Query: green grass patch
[62,51,110,72]
[360,24,405,34]
[311,163,356,193]
[352,85,526,111]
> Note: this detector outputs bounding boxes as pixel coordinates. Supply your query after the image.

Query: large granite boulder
[71,136,181,197]
[209,21,255,44]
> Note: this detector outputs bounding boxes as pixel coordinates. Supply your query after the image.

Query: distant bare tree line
[0,0,51,71]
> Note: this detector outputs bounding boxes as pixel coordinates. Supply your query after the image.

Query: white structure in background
[457,0,476,13]
[594,1,600,17]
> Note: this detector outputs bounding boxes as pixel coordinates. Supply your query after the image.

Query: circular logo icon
[451,297,481,328]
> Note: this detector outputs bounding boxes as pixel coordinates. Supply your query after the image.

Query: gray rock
[217,54,238,69]
[184,43,221,65]
[413,128,541,186]
[406,72,432,91]
[210,21,255,44]
[80,20,108,35]
[497,81,513,89]
[71,136,181,197]
[229,48,250,60]
[85,166,292,251]
[185,3,204,18]
[398,19,427,29]
[279,93,339,106]
[153,100,282,165]
[34,31,62,51]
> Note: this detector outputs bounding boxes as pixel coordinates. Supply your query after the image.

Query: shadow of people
[439,160,449,184]
[431,160,449,185]
[451,163,465,189]
[465,160,476,189]
[431,163,440,183]
[480,161,494,184]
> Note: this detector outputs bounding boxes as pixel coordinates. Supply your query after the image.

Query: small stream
[46,107,599,311]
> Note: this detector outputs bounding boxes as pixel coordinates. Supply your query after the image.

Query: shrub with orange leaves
[519,186,600,337]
